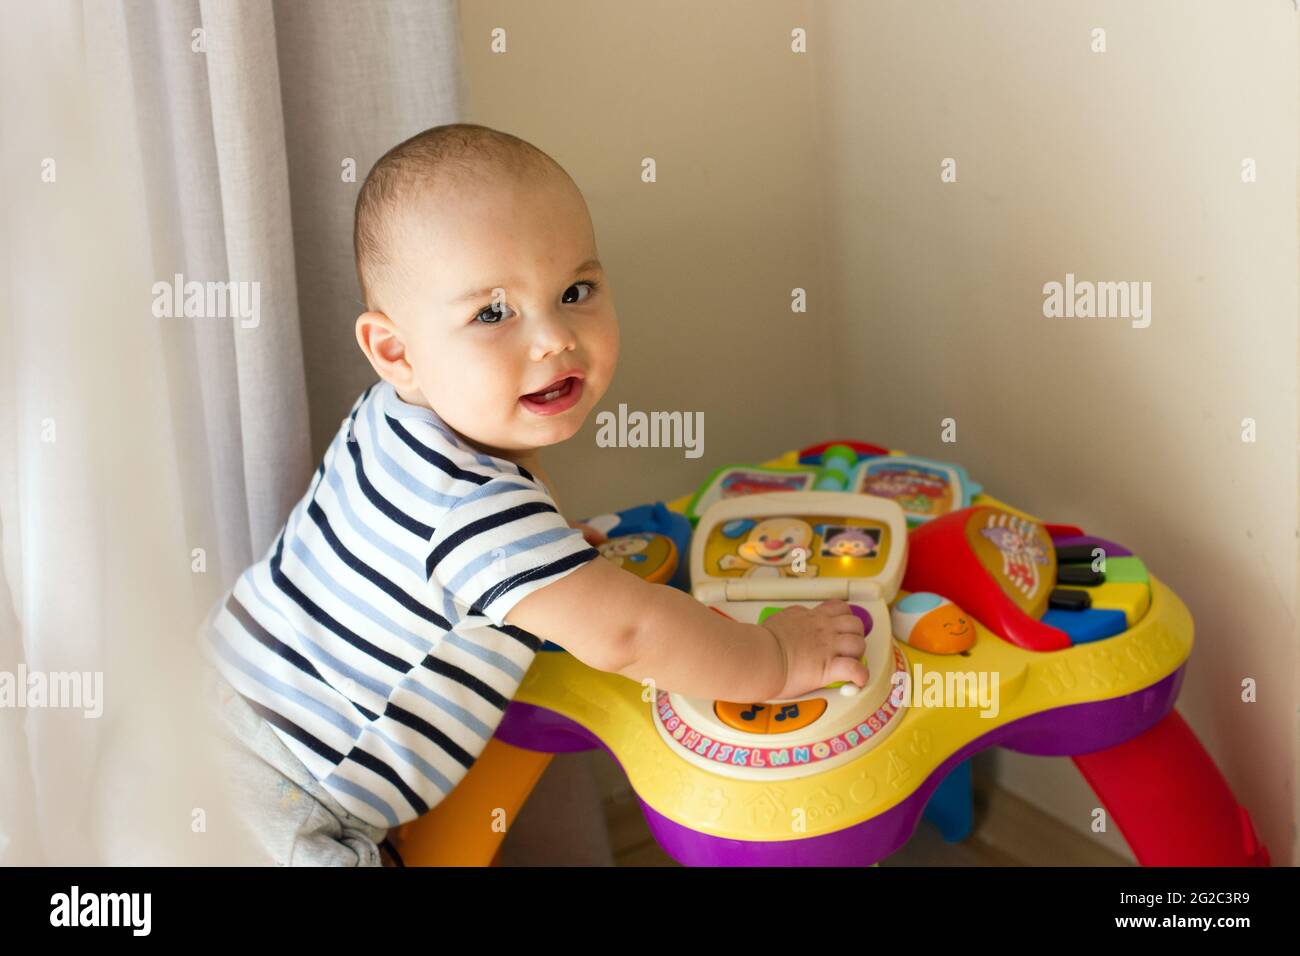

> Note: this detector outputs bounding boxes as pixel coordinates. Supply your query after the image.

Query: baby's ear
[355,311,415,386]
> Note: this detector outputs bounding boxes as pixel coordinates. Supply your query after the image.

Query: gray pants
[202,664,391,866]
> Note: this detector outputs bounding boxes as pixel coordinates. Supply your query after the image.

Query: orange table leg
[393,738,553,866]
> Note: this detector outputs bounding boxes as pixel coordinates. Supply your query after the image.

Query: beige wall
[460,1,1298,864]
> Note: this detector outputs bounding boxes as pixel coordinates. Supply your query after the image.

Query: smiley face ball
[891,592,976,655]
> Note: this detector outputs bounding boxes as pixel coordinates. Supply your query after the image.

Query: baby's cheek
[443,347,516,397]
[586,310,619,353]
[585,321,620,390]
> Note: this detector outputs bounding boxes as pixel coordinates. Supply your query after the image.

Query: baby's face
[387,171,618,458]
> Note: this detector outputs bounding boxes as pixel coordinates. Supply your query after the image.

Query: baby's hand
[570,521,608,547]
[761,600,867,700]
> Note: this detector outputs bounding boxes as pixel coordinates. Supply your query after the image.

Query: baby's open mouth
[519,375,584,415]
[523,377,575,402]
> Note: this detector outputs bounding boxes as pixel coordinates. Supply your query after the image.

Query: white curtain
[0,0,466,864]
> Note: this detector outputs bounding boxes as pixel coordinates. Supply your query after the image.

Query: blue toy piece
[921,758,974,844]
[1042,607,1128,643]
[595,502,693,592]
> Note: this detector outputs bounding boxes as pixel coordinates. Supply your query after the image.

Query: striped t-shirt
[200,379,599,828]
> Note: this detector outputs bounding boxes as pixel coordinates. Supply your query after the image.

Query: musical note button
[774,704,799,722]
[766,698,827,733]
[715,700,771,734]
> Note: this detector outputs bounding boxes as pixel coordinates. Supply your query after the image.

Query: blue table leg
[921,759,973,842]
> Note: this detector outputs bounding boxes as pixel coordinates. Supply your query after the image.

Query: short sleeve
[426,476,600,628]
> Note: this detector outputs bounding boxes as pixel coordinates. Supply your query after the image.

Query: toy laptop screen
[703,514,893,579]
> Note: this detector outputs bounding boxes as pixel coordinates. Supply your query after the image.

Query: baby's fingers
[825,655,869,689]
[834,631,867,661]
[829,612,865,636]
[812,599,851,617]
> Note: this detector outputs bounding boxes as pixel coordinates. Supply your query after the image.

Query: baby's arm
[506,557,867,701]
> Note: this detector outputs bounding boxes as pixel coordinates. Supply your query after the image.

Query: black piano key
[1055,543,1107,563]
[1049,588,1091,611]
[1057,565,1104,586]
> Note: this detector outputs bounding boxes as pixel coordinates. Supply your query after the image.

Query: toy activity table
[394,442,1269,867]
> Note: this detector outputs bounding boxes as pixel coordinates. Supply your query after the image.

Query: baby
[199,123,866,866]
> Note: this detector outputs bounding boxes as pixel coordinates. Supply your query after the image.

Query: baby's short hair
[353,123,563,312]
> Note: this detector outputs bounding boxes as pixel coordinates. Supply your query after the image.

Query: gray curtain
[0,0,464,864]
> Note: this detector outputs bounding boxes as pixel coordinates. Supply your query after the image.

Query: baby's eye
[473,302,512,325]
[561,280,598,305]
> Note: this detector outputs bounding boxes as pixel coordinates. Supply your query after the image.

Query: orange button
[714,701,772,733]
[766,698,826,733]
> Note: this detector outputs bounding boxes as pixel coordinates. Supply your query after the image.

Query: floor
[498,749,1132,867]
